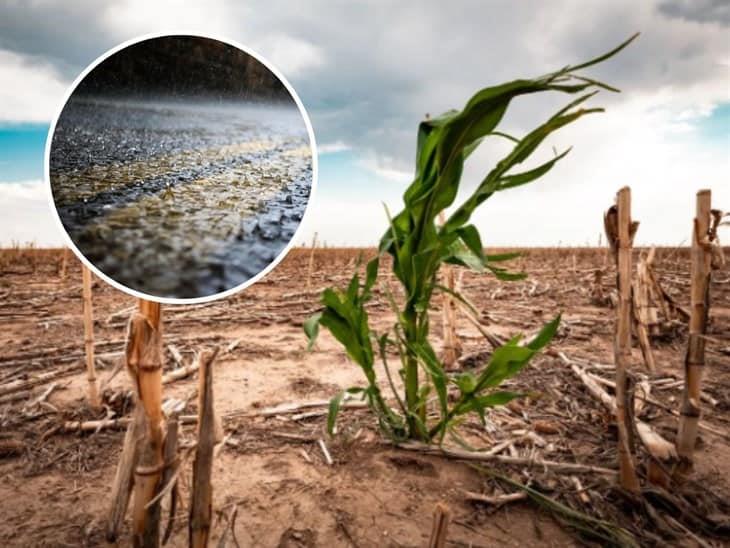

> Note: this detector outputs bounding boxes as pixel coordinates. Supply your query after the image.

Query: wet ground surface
[50,98,312,298]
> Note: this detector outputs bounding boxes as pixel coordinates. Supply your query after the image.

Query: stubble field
[0,246,728,547]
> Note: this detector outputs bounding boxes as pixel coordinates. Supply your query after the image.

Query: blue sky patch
[0,124,49,181]
[699,102,730,146]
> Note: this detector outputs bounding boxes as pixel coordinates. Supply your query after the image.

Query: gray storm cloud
[0,0,727,247]
[659,0,730,26]
[0,0,730,165]
[0,1,726,169]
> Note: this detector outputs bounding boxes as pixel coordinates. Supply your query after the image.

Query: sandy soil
[0,246,728,547]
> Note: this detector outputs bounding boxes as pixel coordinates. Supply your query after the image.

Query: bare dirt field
[0,246,728,547]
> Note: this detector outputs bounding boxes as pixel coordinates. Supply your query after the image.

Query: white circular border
[45,32,318,305]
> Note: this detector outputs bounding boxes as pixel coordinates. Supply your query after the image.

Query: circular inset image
[47,34,316,302]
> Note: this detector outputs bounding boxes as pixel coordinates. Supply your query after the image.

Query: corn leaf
[527,314,562,351]
[456,391,523,418]
[454,372,478,395]
[309,35,635,442]
[303,312,322,351]
[487,264,528,281]
[327,391,345,435]
[475,345,536,390]
[412,342,449,420]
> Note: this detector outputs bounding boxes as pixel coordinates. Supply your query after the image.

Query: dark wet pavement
[50,98,312,299]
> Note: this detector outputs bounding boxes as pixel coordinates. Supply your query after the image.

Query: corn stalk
[306,35,637,442]
[676,190,713,467]
[189,347,220,548]
[127,300,164,547]
[81,265,100,409]
[604,187,641,493]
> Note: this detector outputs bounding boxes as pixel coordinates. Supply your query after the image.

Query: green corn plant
[305,35,637,442]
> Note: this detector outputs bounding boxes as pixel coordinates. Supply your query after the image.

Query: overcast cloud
[0,0,727,246]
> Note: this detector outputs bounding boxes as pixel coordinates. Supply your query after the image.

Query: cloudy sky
[0,0,727,247]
